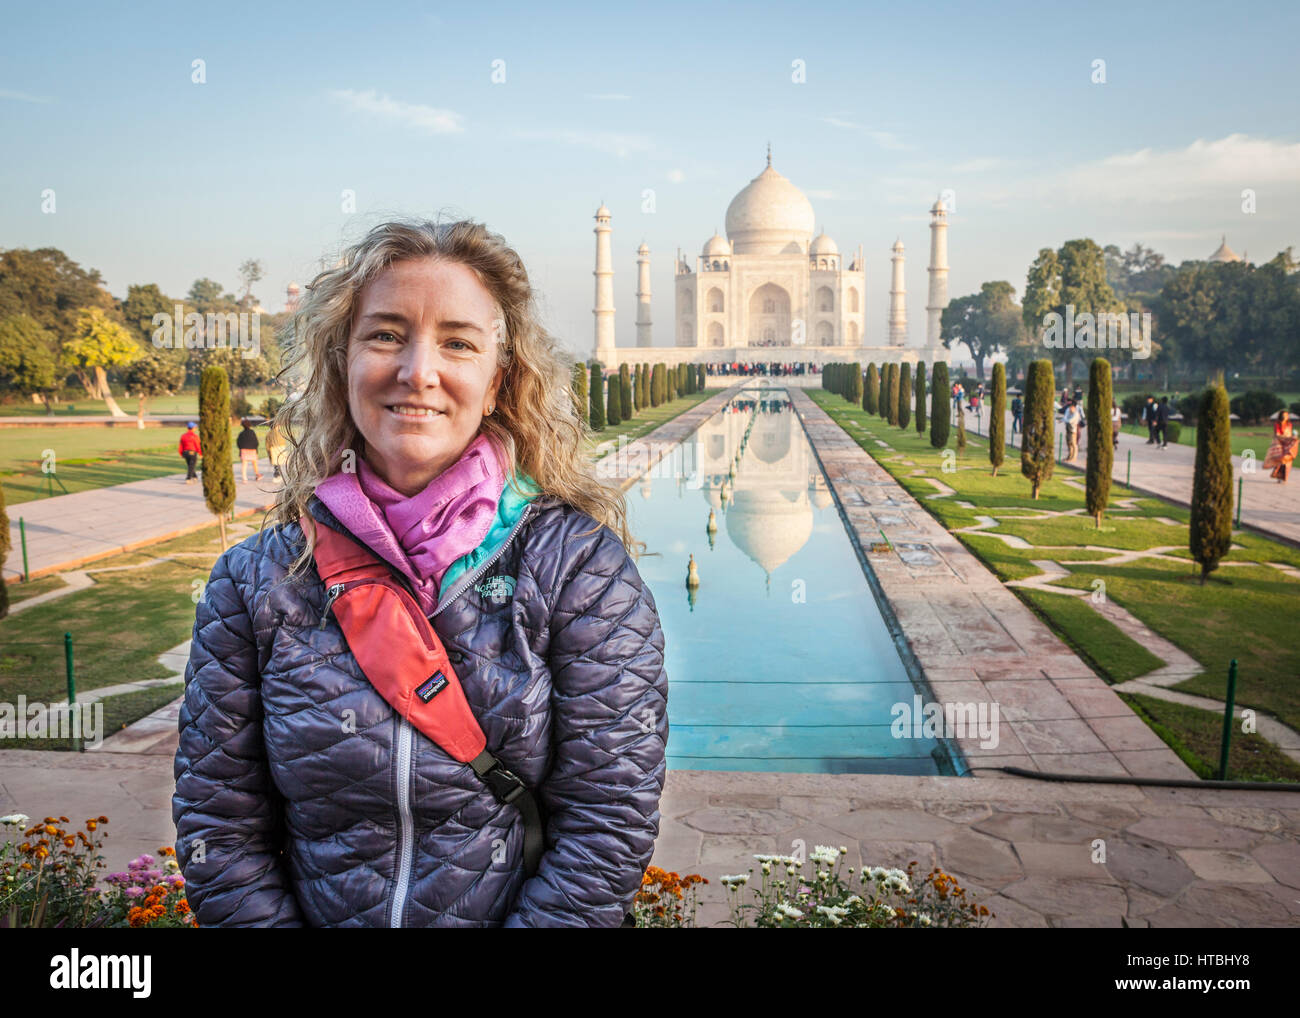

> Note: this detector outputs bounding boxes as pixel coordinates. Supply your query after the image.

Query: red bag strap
[300,513,547,877]
[301,513,486,763]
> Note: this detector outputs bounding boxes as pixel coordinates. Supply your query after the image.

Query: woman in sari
[1263,411,1296,483]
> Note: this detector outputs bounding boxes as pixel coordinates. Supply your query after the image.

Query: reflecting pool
[625,382,954,775]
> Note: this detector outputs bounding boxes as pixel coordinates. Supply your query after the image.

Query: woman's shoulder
[520,497,636,583]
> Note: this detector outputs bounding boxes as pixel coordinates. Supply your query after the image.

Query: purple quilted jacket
[172,491,669,927]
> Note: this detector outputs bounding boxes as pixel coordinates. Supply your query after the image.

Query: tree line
[0,247,284,420]
[939,239,1298,386]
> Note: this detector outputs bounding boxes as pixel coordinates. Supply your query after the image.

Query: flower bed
[0,813,196,928]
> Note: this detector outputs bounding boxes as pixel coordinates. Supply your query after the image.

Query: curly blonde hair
[256,216,639,580]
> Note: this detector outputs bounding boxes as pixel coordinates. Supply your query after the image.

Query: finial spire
[766,141,771,167]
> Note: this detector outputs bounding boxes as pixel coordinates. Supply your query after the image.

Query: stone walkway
[788,387,1195,780]
[4,459,283,583]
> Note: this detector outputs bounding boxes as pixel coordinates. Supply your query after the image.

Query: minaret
[926,196,949,348]
[593,202,615,363]
[635,241,652,347]
[888,239,907,347]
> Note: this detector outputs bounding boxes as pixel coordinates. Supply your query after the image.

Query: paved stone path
[4,459,282,583]
[789,387,1194,780]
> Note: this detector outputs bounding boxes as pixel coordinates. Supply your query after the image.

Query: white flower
[843,894,863,906]
[918,913,932,927]
[810,845,840,865]
[775,903,804,920]
[815,905,848,925]
[720,873,750,887]
[0,814,31,827]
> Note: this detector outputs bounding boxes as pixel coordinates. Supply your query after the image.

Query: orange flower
[86,820,97,831]
[159,847,176,857]
[63,836,76,848]
[97,816,108,823]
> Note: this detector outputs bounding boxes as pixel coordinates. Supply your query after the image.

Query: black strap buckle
[480,761,527,806]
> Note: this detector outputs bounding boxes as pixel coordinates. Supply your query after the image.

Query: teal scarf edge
[439,470,541,598]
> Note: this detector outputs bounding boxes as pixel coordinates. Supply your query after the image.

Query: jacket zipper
[386,498,536,927]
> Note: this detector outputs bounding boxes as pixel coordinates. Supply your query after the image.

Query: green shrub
[1085,357,1113,526]
[1021,359,1055,499]
[1229,390,1284,425]
[930,362,950,448]
[1190,383,1233,583]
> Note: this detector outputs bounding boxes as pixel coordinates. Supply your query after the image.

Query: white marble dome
[810,231,839,256]
[725,158,815,255]
[703,233,730,257]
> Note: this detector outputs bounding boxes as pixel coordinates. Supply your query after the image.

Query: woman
[236,417,263,482]
[173,219,669,927]
[1110,400,1122,449]
[1264,410,1296,483]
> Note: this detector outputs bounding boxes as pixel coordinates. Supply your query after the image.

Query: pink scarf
[314,431,507,616]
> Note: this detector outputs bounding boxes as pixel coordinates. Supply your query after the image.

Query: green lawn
[0,422,255,505]
[588,388,715,460]
[1119,692,1300,784]
[1017,588,1165,683]
[0,388,282,417]
[1119,422,1275,460]
[810,389,1300,776]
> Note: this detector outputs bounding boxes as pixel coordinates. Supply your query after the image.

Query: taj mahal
[591,146,952,372]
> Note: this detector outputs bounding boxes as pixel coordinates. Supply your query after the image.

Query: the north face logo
[475,575,516,604]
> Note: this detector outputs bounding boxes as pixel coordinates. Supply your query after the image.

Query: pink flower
[124,887,144,899]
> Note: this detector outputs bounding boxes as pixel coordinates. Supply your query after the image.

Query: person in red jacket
[179,422,201,484]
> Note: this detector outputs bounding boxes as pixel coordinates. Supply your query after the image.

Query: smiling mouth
[386,405,446,419]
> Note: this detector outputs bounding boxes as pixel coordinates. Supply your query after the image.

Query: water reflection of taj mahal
[640,382,833,589]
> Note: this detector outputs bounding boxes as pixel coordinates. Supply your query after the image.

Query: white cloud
[1054,133,1300,203]
[818,115,907,151]
[328,88,464,133]
[0,89,53,103]
[511,127,654,158]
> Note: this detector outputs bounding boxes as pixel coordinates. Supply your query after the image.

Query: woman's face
[346,257,503,496]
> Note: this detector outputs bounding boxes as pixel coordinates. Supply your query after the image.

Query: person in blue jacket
[173,218,669,927]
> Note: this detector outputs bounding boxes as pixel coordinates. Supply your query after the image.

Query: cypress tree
[571,362,588,427]
[650,363,662,407]
[589,363,606,429]
[0,469,9,618]
[849,362,863,405]
[1021,358,1055,499]
[1085,357,1112,526]
[930,361,950,448]
[957,405,967,451]
[697,363,705,391]
[989,361,1006,476]
[898,363,912,430]
[865,363,879,414]
[885,363,900,425]
[1189,381,1233,584]
[607,372,621,426]
[199,364,236,550]
[667,364,676,402]
[619,363,632,419]
[915,362,927,435]
[879,364,889,418]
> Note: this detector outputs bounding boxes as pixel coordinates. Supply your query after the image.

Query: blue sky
[2,0,1297,356]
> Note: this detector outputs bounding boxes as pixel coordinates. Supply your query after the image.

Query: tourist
[266,418,287,481]
[1064,398,1084,461]
[1111,400,1122,449]
[1264,410,1296,483]
[178,421,201,484]
[1011,394,1023,434]
[173,217,667,929]
[1155,396,1170,449]
[236,417,263,481]
[1142,395,1157,444]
